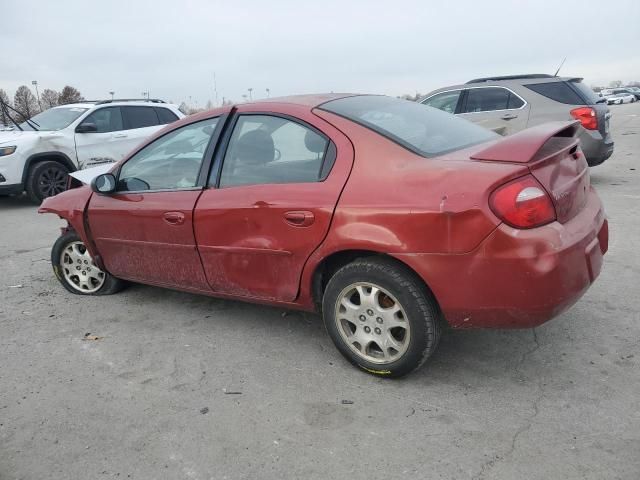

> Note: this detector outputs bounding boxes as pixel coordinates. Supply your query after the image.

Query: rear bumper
[580,129,614,167]
[394,188,608,329]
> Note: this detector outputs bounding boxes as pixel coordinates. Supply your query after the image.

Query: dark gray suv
[421,74,614,166]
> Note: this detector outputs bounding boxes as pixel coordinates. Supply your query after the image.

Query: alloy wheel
[38,166,67,198]
[334,282,410,364]
[60,241,105,293]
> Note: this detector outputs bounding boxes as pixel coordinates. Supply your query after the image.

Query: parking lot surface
[1,104,639,480]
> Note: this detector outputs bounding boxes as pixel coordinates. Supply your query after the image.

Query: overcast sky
[2,0,639,106]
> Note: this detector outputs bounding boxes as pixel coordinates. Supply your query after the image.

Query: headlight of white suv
[0,146,17,156]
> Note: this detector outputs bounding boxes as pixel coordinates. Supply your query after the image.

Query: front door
[88,117,221,290]
[75,106,127,168]
[194,109,353,302]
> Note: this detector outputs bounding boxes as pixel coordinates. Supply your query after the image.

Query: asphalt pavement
[1,103,639,480]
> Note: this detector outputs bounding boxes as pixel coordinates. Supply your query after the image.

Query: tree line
[0,85,84,125]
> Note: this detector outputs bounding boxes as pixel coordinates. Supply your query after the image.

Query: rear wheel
[51,231,125,295]
[322,257,441,378]
[26,161,69,204]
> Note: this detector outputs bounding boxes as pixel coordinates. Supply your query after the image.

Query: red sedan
[39,94,608,377]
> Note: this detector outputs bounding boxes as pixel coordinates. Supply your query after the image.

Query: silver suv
[421,74,614,166]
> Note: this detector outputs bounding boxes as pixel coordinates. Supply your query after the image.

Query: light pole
[266,88,270,98]
[248,88,253,100]
[32,80,41,110]
[109,91,115,100]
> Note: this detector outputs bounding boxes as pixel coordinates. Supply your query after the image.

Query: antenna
[553,57,566,77]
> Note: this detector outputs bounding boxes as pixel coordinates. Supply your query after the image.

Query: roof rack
[84,98,167,105]
[466,74,555,84]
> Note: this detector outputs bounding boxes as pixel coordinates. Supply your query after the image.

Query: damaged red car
[39,94,608,377]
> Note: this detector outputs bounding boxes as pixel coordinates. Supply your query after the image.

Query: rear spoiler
[470,121,580,163]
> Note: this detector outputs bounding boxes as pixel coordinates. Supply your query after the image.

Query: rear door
[194,105,354,302]
[459,86,529,135]
[87,116,222,289]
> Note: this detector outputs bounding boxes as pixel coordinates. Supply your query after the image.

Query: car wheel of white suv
[26,161,69,204]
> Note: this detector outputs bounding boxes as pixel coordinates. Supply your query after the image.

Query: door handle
[113,133,128,138]
[501,113,518,120]
[284,211,315,227]
[163,211,185,225]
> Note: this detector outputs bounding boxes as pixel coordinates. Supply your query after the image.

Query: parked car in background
[606,92,636,105]
[421,74,614,166]
[0,99,183,202]
[623,87,640,99]
[40,94,608,378]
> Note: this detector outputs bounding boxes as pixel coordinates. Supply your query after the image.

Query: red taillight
[570,107,598,130]
[489,175,556,229]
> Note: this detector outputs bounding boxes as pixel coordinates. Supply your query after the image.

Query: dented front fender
[38,186,99,260]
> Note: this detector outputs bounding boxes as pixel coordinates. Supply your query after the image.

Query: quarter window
[218,115,330,187]
[79,107,123,133]
[117,118,218,191]
[422,90,461,114]
[122,106,159,129]
[155,107,179,124]
[464,87,512,113]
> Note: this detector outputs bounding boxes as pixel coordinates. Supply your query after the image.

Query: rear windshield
[319,95,498,157]
[525,80,598,105]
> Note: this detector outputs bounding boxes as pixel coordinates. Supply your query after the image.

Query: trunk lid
[470,121,589,223]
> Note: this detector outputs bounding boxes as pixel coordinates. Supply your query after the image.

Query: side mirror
[91,173,117,194]
[76,122,98,133]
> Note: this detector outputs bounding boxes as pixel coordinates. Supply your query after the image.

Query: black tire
[51,231,125,295]
[26,160,69,204]
[322,257,441,378]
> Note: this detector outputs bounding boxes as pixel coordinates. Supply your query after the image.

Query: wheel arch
[22,151,76,184]
[310,249,441,314]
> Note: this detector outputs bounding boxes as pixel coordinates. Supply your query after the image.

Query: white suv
[0,99,184,202]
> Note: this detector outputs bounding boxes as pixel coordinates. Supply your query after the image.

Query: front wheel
[322,257,441,378]
[26,161,69,204]
[51,231,125,295]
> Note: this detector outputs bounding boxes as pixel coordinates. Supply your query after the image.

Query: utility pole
[248,88,253,100]
[266,88,270,98]
[32,80,41,111]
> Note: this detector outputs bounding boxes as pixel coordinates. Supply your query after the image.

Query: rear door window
[421,90,462,114]
[463,87,511,113]
[122,106,160,130]
[524,81,590,105]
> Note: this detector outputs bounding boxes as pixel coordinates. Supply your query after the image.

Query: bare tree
[14,85,39,119]
[0,89,13,126]
[178,102,189,115]
[41,89,60,109]
[205,100,214,110]
[608,80,623,88]
[58,85,84,105]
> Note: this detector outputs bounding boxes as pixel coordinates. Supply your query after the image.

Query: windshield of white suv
[19,107,88,131]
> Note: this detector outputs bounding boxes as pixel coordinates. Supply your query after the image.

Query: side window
[79,107,123,133]
[218,115,329,188]
[155,107,179,124]
[122,106,159,130]
[464,88,511,113]
[117,118,218,192]
[422,90,461,114]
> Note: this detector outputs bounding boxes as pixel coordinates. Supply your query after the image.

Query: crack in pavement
[473,329,544,480]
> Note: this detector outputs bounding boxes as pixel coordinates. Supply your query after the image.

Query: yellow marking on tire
[360,366,391,375]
